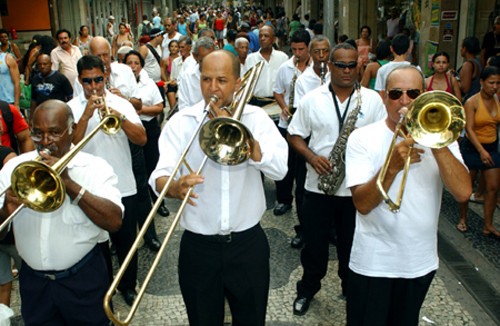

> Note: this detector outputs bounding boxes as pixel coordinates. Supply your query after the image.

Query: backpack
[0,101,19,154]
[141,22,153,36]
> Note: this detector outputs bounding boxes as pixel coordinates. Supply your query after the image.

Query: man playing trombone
[345,66,471,325]
[0,100,123,325]
[150,50,288,326]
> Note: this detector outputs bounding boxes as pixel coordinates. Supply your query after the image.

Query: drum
[262,102,281,122]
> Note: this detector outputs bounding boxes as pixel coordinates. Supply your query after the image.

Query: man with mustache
[50,29,82,88]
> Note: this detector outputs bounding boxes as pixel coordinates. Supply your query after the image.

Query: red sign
[441,11,458,20]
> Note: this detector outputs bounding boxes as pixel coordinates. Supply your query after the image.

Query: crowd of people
[0,3,497,326]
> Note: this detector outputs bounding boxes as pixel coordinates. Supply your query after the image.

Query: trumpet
[376,91,465,212]
[103,61,265,326]
[93,90,122,135]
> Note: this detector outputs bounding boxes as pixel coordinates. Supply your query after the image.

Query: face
[361,28,370,39]
[81,26,89,37]
[119,25,127,34]
[329,48,358,88]
[57,32,71,50]
[0,33,8,45]
[291,42,309,62]
[126,54,142,78]
[311,40,330,69]
[236,41,249,60]
[432,55,449,74]
[79,67,106,98]
[195,47,214,64]
[480,74,500,96]
[169,42,179,55]
[37,55,52,76]
[31,106,72,158]
[117,53,126,63]
[382,68,424,131]
[90,41,111,71]
[200,52,241,108]
[179,41,191,58]
[165,19,174,33]
[259,26,275,50]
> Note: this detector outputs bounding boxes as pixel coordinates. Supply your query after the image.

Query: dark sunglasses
[332,62,357,70]
[387,88,421,100]
[81,76,104,85]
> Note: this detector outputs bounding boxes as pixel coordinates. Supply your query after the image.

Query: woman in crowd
[160,40,180,110]
[360,40,391,89]
[112,23,133,59]
[288,14,301,41]
[73,25,92,55]
[458,66,500,239]
[0,29,21,62]
[459,36,482,103]
[227,11,239,31]
[356,25,374,67]
[223,29,238,56]
[425,51,462,102]
[212,10,226,48]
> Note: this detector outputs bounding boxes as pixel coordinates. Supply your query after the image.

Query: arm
[431,146,471,203]
[160,58,168,82]
[450,75,462,103]
[109,108,147,145]
[111,36,117,58]
[424,76,431,90]
[273,91,289,119]
[138,102,163,116]
[7,55,20,109]
[287,133,332,175]
[459,61,473,95]
[139,45,149,60]
[15,129,35,153]
[360,64,373,88]
[11,43,21,62]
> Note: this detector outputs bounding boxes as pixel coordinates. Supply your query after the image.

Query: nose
[400,92,412,106]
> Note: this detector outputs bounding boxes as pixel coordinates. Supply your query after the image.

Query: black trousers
[347,270,436,326]
[19,248,110,325]
[297,191,355,298]
[275,126,296,205]
[178,224,270,326]
[142,118,165,208]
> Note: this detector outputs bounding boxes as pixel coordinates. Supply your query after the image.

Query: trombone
[103,61,265,326]
[0,99,122,233]
[376,90,465,213]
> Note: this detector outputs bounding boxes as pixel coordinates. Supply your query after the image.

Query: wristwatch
[121,114,127,123]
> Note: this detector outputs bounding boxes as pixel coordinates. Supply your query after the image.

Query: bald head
[201,50,240,79]
[90,36,112,69]
[33,100,74,128]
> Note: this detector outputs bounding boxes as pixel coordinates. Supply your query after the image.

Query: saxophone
[318,83,362,195]
[320,62,326,85]
[287,57,300,122]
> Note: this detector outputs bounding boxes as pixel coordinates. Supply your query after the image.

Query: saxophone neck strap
[329,84,356,132]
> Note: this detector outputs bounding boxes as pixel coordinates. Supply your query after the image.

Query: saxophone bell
[320,62,326,85]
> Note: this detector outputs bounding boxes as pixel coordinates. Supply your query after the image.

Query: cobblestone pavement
[8,178,500,325]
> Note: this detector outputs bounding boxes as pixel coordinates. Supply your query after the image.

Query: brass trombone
[376,90,465,213]
[0,101,122,233]
[103,61,265,326]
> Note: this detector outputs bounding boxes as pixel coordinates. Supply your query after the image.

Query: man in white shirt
[0,100,123,325]
[68,55,146,306]
[161,17,182,59]
[150,50,288,326]
[235,36,250,75]
[288,43,386,316]
[345,65,471,325]
[139,28,164,84]
[50,29,82,88]
[177,36,215,110]
[167,36,192,111]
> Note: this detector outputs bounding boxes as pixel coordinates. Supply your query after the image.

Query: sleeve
[374,68,384,91]
[287,94,311,139]
[10,106,29,135]
[149,80,163,105]
[124,66,139,99]
[50,50,60,71]
[345,127,378,188]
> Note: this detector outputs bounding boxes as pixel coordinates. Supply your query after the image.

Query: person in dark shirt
[481,15,500,67]
[30,54,73,114]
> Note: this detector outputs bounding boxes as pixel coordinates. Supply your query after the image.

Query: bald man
[150,50,288,325]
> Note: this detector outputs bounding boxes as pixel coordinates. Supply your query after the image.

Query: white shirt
[73,61,139,99]
[178,54,196,77]
[0,150,123,271]
[273,57,312,128]
[170,56,185,81]
[149,101,288,235]
[144,45,162,82]
[161,32,182,59]
[245,48,289,98]
[68,90,144,196]
[50,45,82,88]
[287,84,386,196]
[345,120,465,278]
[136,69,164,121]
[293,65,330,107]
[177,62,202,110]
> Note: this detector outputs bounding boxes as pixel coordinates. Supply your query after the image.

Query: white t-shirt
[288,84,386,196]
[245,48,289,98]
[177,62,202,110]
[136,70,164,121]
[345,119,465,278]
[161,32,182,59]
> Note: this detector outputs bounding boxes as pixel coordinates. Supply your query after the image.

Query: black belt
[186,223,260,244]
[249,96,275,107]
[24,246,99,280]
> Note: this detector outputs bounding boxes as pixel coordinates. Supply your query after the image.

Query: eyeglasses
[81,76,105,85]
[30,126,70,142]
[332,62,357,70]
[387,88,421,100]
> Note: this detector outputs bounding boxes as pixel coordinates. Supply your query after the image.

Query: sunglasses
[332,62,357,70]
[81,76,104,85]
[387,88,421,100]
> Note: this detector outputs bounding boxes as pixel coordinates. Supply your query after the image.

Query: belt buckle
[225,233,232,243]
[45,273,56,281]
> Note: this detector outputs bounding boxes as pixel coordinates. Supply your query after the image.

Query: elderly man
[176,36,216,110]
[68,55,146,306]
[167,36,193,111]
[235,35,250,75]
[0,100,123,325]
[50,29,82,88]
[345,65,471,325]
[150,49,288,326]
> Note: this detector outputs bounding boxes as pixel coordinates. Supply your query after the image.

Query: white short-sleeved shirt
[293,65,330,107]
[161,32,182,59]
[50,45,82,88]
[177,62,202,110]
[244,48,289,98]
[68,91,144,196]
[136,70,164,121]
[288,84,386,196]
[149,101,288,235]
[0,150,123,271]
[345,119,465,278]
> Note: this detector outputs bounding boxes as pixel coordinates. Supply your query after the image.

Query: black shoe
[145,238,161,252]
[273,203,292,216]
[121,289,137,306]
[293,296,311,316]
[158,204,169,217]
[291,233,304,249]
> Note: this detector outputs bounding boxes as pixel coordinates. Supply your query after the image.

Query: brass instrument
[287,57,300,122]
[376,90,465,213]
[320,62,326,85]
[103,61,265,326]
[93,90,122,135]
[0,109,123,233]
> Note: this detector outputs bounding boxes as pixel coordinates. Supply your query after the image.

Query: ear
[380,90,386,104]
